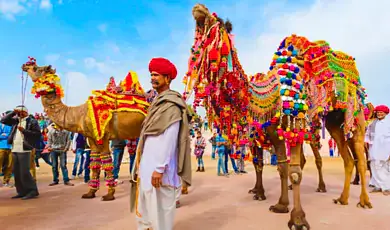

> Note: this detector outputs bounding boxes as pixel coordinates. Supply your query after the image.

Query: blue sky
[0,0,389,113]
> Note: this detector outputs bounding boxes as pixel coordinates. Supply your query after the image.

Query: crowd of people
[0,108,138,197]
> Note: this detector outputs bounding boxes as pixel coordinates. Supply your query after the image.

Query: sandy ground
[0,142,389,229]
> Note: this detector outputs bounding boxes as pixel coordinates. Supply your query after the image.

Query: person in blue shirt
[0,111,13,187]
[215,132,228,177]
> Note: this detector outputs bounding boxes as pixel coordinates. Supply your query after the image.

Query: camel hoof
[332,198,348,205]
[357,201,373,209]
[350,181,359,185]
[248,188,257,194]
[81,190,96,199]
[101,193,115,201]
[288,184,293,190]
[316,187,327,193]
[269,204,289,213]
[288,209,310,230]
[253,194,266,201]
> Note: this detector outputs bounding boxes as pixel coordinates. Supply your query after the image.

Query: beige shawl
[130,90,192,212]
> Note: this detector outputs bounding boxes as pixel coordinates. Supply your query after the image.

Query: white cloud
[0,0,26,20]
[44,53,60,64]
[66,58,75,65]
[97,23,108,33]
[58,0,63,4]
[39,0,52,10]
[63,71,106,106]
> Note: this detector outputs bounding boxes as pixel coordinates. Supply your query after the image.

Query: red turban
[374,105,389,114]
[148,58,177,80]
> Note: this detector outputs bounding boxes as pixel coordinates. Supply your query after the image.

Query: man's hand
[151,171,163,188]
[47,148,53,152]
[17,126,25,132]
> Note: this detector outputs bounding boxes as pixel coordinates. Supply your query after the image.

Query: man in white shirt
[131,58,192,230]
[1,105,41,200]
[365,105,390,196]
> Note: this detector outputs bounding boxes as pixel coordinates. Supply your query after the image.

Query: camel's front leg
[252,147,266,201]
[327,126,353,205]
[269,143,289,213]
[349,140,372,209]
[101,152,116,201]
[82,150,101,199]
[350,149,360,185]
[310,143,327,192]
[288,144,310,230]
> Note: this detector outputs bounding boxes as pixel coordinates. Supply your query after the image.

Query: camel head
[21,57,56,82]
[192,4,210,31]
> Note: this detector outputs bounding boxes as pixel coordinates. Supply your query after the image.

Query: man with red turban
[365,104,390,196]
[131,58,192,230]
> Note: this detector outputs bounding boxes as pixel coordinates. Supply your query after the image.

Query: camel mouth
[21,64,28,72]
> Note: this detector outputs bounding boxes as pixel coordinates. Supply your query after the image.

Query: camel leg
[310,143,327,193]
[269,141,289,213]
[326,123,353,205]
[348,137,372,209]
[252,147,266,201]
[249,146,259,195]
[288,145,306,191]
[350,148,360,185]
[288,144,310,230]
[82,150,100,199]
[101,151,116,201]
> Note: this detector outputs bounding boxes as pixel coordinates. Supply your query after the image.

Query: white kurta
[365,116,390,190]
[137,121,180,230]
[12,117,27,153]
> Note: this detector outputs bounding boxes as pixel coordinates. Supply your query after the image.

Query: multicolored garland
[31,73,64,98]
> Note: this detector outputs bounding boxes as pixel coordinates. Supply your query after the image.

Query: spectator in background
[328,138,336,157]
[216,131,228,177]
[1,106,40,199]
[71,133,86,180]
[83,139,91,184]
[34,129,52,169]
[47,124,73,186]
[127,138,138,176]
[209,132,217,160]
[194,130,206,172]
[0,111,13,187]
[111,139,126,184]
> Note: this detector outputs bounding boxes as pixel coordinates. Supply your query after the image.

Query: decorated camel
[183,4,371,229]
[22,57,149,201]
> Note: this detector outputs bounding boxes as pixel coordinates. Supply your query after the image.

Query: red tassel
[209,48,219,61]
[221,43,229,56]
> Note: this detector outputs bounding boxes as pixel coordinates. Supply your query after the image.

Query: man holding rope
[1,105,41,200]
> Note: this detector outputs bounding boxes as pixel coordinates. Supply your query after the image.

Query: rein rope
[21,70,28,107]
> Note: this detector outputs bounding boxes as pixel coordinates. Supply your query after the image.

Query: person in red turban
[374,105,389,116]
[366,104,390,196]
[132,57,192,229]
[149,57,177,94]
